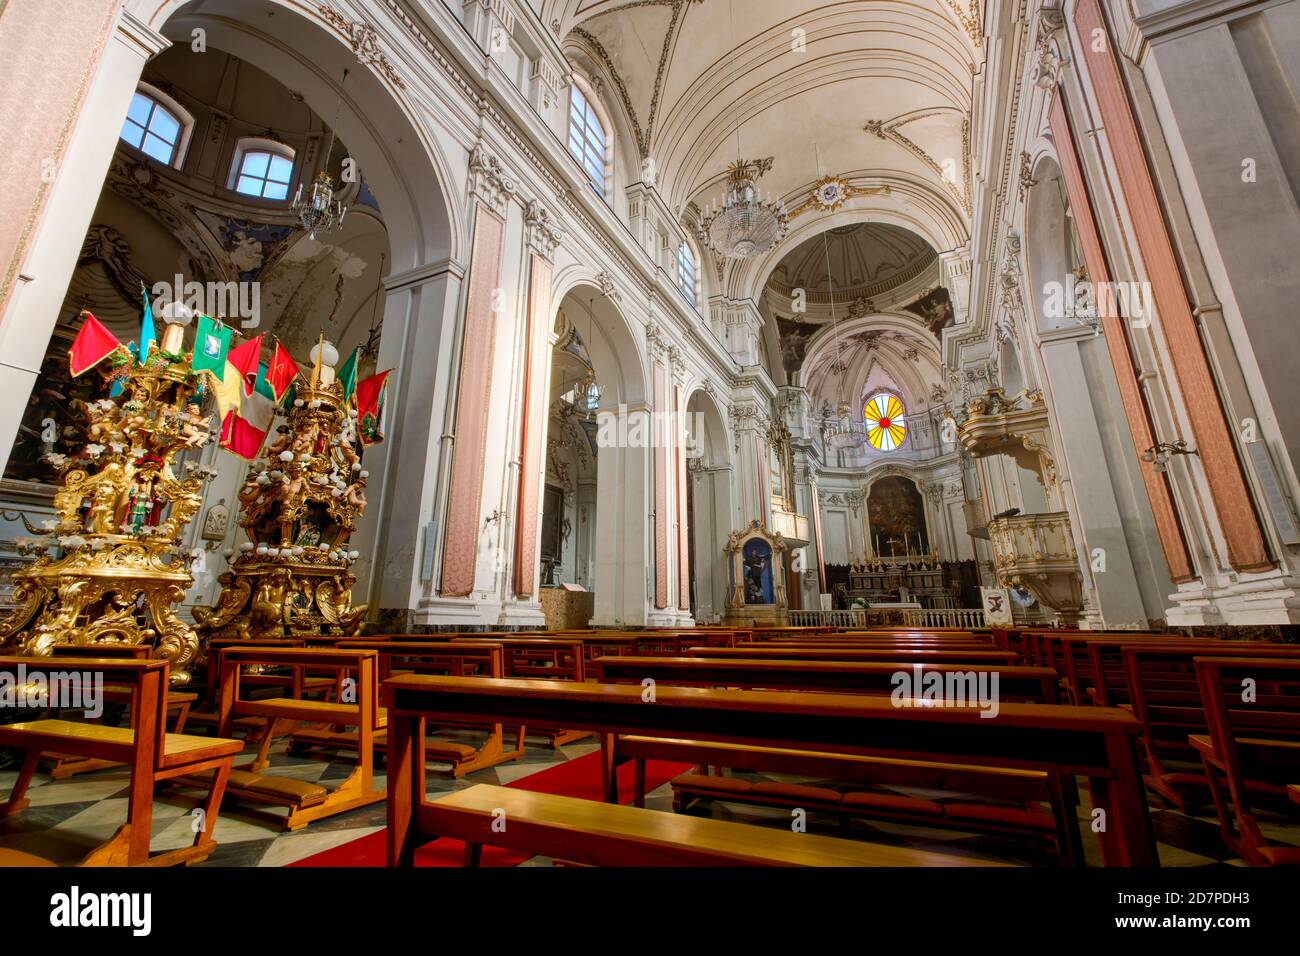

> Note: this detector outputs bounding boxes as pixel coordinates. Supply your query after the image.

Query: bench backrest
[0,655,170,763]
[337,641,503,682]
[592,655,1059,703]
[449,637,586,681]
[688,646,1022,665]
[1123,645,1300,763]
[218,646,380,725]
[1195,656,1300,788]
[1087,638,1278,706]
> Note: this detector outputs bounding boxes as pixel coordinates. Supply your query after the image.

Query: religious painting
[903,286,954,338]
[776,316,820,374]
[540,485,564,564]
[868,475,928,555]
[741,538,775,605]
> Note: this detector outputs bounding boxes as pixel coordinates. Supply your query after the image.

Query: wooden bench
[414,782,1010,867]
[176,647,386,831]
[1121,644,1300,809]
[185,638,323,738]
[592,656,1077,861]
[449,637,591,747]
[689,646,1022,666]
[382,675,1156,866]
[1086,637,1276,707]
[328,641,525,776]
[0,656,240,866]
[1191,656,1300,865]
[42,644,197,779]
[592,655,1060,703]
[1057,633,1192,705]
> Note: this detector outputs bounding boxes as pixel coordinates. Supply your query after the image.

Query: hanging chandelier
[698,159,789,259]
[576,296,603,419]
[825,400,868,451]
[293,70,350,240]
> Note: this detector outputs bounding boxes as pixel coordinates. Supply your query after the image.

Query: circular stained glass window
[864,393,907,451]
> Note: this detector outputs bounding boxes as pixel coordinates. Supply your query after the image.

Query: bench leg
[0,749,40,816]
[463,842,483,867]
[633,758,647,809]
[243,717,287,773]
[1090,736,1158,866]
[599,733,619,803]
[192,760,232,851]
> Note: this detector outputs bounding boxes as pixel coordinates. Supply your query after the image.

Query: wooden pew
[1087,636,1274,707]
[185,637,317,738]
[410,783,1009,867]
[593,655,1079,860]
[181,646,386,831]
[450,636,592,747]
[592,655,1060,703]
[690,646,1022,666]
[327,640,525,776]
[42,643,198,779]
[1191,656,1300,865]
[0,656,240,866]
[381,675,1157,866]
[1122,644,1300,810]
[1056,633,1183,705]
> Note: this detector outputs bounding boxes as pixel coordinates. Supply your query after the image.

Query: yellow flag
[208,362,243,420]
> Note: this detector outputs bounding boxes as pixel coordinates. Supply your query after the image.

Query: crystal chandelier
[576,296,603,419]
[825,400,868,451]
[293,70,350,240]
[698,159,789,259]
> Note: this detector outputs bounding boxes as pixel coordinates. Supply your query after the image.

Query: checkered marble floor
[2,735,1297,866]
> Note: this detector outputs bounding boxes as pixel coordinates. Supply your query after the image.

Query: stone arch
[147,0,459,270]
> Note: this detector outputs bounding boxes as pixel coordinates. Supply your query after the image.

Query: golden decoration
[0,327,217,685]
[195,344,368,647]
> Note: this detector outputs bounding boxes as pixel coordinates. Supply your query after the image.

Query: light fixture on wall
[1064,265,1102,336]
[293,69,350,240]
[1141,440,1197,473]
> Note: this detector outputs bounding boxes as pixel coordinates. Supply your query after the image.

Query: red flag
[219,411,267,460]
[355,370,391,446]
[226,333,263,397]
[69,311,125,377]
[265,340,300,402]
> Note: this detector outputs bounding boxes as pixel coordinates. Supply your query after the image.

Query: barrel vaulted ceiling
[541,0,978,254]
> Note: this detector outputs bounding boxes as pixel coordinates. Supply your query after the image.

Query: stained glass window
[864,392,907,451]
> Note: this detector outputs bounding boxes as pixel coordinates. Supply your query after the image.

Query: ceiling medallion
[697,158,789,260]
[787,175,891,219]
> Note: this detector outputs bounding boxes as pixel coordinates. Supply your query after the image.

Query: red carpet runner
[289,751,693,867]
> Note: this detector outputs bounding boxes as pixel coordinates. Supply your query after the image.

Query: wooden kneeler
[177,647,386,831]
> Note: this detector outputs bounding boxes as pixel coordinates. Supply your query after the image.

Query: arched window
[676,240,698,308]
[229,138,295,201]
[864,392,907,451]
[119,84,192,169]
[568,83,608,197]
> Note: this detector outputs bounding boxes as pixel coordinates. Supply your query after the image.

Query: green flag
[336,346,360,407]
[191,314,232,379]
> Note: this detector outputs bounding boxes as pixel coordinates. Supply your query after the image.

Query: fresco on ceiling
[776,315,820,374]
[903,286,954,338]
[867,475,929,556]
[193,211,298,283]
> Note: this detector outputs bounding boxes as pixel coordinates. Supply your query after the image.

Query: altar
[846,552,954,609]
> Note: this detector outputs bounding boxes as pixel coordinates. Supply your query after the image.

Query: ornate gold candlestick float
[194,338,378,642]
[0,304,218,683]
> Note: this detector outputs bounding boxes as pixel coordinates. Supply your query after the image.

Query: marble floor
[1,731,1296,866]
